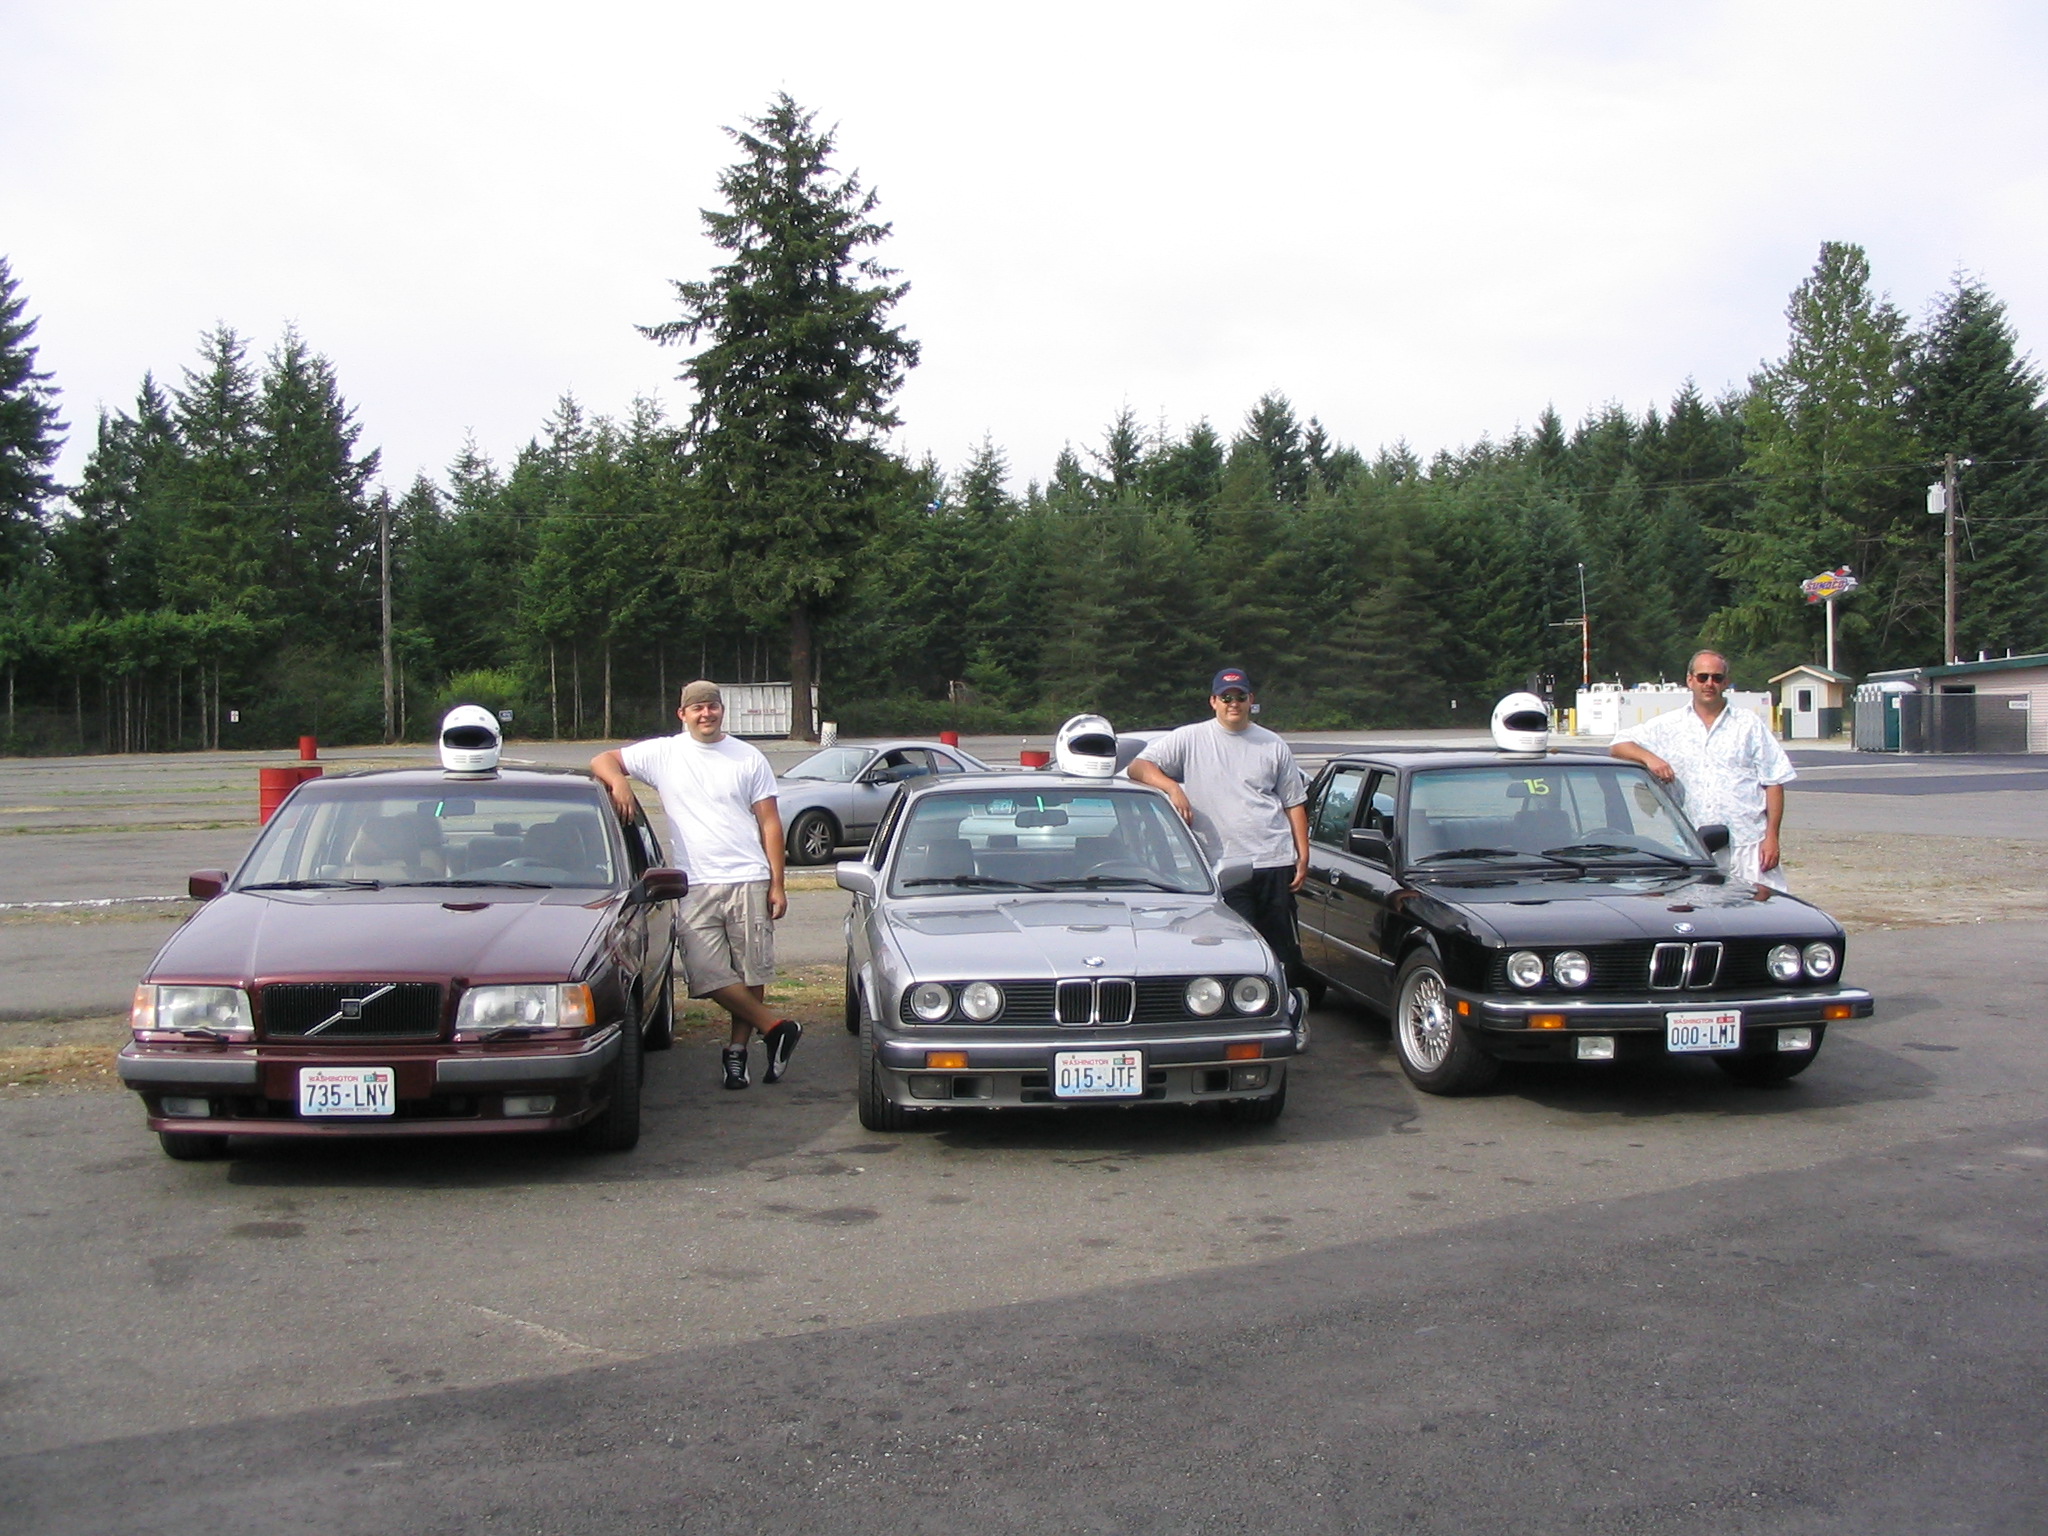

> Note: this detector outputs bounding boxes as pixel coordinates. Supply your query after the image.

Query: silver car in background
[776,740,994,864]
[837,772,1306,1130]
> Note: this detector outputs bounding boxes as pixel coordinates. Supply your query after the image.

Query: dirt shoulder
[1786,831,2048,932]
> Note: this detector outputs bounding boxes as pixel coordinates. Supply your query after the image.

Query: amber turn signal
[1823,1003,1853,1020]
[1456,1000,1472,1016]
[1225,1043,1262,1061]
[924,1051,969,1070]
[1530,1014,1566,1030]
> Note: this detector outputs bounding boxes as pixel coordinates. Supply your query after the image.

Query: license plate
[299,1066,396,1116]
[1053,1049,1144,1098]
[1666,1010,1741,1052]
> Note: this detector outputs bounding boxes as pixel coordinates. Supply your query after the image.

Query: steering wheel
[1581,828,1646,848]
[1084,860,1158,880]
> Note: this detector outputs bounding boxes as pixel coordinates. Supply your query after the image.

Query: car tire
[856,1012,912,1133]
[844,957,862,1035]
[1715,1050,1817,1085]
[1220,1077,1287,1125]
[157,1130,230,1161]
[578,1015,644,1152]
[1392,948,1498,1095]
[787,809,840,867]
[642,968,675,1053]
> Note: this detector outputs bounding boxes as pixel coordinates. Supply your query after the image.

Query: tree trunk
[603,640,613,740]
[572,645,582,739]
[549,644,559,740]
[789,605,818,742]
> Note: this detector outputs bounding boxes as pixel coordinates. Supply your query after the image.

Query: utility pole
[379,494,394,742]
[1942,452,1959,665]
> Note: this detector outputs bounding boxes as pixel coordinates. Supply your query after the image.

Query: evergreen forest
[3,98,2045,754]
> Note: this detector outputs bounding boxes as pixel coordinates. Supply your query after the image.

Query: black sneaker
[762,1020,803,1084]
[720,1046,750,1090]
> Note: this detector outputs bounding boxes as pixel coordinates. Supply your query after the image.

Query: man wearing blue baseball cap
[1128,667,1309,984]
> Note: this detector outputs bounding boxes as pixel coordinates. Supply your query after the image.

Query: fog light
[1576,1035,1616,1060]
[1225,1043,1262,1061]
[1823,1003,1853,1021]
[161,1096,211,1118]
[1230,1065,1271,1091]
[502,1094,556,1117]
[908,1075,949,1101]
[1529,1014,1566,1030]
[925,1051,969,1070]
[1777,1027,1814,1053]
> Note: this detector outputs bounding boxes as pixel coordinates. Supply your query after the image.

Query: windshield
[236,784,619,889]
[887,788,1210,896]
[782,747,870,783]
[1405,763,1707,866]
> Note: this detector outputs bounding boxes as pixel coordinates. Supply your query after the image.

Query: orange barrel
[1019,749,1051,768]
[940,730,960,747]
[259,767,301,823]
[299,735,319,761]
[296,764,324,787]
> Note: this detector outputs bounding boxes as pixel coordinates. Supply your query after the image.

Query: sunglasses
[1692,672,1727,683]
[1216,692,1251,704]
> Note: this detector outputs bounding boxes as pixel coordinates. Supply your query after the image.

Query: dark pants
[1224,865,1304,986]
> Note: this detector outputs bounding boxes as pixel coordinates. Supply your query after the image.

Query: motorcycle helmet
[439,704,503,775]
[1053,713,1118,778]
[1490,692,1551,756]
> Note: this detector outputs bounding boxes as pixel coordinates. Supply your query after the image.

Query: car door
[844,749,900,837]
[1315,766,1402,1005]
[619,803,666,1008]
[1300,764,1366,980]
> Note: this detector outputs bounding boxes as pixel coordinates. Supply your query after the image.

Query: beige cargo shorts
[675,880,776,997]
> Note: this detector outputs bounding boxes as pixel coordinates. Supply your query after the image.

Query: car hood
[145,889,616,986]
[881,894,1271,978]
[1407,869,1842,945]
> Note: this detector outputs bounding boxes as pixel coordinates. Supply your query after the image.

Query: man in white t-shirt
[1610,649,1797,891]
[1128,666,1310,984]
[592,680,799,1090]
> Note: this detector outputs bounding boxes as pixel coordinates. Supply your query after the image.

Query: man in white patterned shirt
[1609,650,1796,890]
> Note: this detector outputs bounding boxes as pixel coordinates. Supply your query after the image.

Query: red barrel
[1019,749,1051,768]
[940,730,960,747]
[299,735,319,761]
[259,764,324,823]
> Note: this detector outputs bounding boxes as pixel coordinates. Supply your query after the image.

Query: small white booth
[1768,665,1851,740]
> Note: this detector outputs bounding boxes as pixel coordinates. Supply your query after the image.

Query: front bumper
[1462,986,1875,1062]
[118,1027,622,1137]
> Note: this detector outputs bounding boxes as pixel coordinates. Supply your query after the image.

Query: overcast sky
[6,1,2045,500]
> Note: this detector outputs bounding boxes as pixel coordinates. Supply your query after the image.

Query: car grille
[900,976,1270,1025]
[1485,941,1785,996]
[262,983,443,1039]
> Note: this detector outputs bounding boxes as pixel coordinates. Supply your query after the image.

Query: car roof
[899,771,1156,797]
[294,766,602,790]
[1316,749,1638,773]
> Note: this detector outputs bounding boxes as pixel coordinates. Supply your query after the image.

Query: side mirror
[860,767,896,786]
[189,870,228,901]
[1347,828,1391,864]
[1696,823,1731,854]
[637,868,689,903]
[1215,857,1256,893]
[835,862,878,898]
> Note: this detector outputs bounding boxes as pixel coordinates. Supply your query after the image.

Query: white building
[1574,681,1773,737]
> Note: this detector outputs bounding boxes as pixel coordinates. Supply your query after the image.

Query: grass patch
[674,961,842,1038]
[0,1043,123,1094]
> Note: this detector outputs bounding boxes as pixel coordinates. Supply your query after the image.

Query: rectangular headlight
[454,983,595,1040]
[132,985,254,1042]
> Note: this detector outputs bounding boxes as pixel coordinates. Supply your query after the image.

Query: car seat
[343,815,434,881]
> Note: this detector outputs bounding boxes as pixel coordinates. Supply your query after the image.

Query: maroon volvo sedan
[118,766,684,1159]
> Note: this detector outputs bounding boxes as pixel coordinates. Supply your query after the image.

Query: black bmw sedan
[1298,751,1874,1094]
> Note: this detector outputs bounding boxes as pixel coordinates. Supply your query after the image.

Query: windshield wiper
[900,875,1049,890]
[1039,876,1192,892]
[239,878,384,891]
[387,878,558,890]
[1413,847,1580,869]
[1544,843,1698,869]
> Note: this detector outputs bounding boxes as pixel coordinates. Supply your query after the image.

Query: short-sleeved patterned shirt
[1613,705,1795,845]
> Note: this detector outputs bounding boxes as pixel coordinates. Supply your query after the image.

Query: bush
[434,669,529,726]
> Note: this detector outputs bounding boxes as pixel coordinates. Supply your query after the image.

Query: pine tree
[165,327,268,616]
[0,256,66,586]
[642,93,918,739]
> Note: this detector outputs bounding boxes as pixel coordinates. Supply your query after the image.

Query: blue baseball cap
[1210,668,1253,696]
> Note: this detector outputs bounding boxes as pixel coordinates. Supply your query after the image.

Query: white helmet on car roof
[1054,713,1118,778]
[439,704,502,775]
[1490,692,1551,757]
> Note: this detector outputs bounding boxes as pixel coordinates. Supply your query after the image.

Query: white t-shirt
[619,731,777,884]
[1136,720,1306,867]
[1613,705,1795,845]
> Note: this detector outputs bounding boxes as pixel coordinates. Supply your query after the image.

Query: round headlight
[909,982,953,1022]
[1552,950,1591,989]
[1185,977,1226,1016]
[1231,976,1272,1014]
[1767,944,1803,983]
[1802,942,1838,980]
[1507,951,1545,989]
[958,981,1003,1021]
